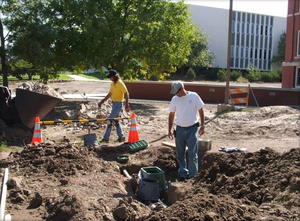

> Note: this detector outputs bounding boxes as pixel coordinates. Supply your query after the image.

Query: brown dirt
[0,81,299,221]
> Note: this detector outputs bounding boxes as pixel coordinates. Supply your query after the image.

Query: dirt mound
[18,82,64,100]
[1,81,299,220]
[1,142,299,220]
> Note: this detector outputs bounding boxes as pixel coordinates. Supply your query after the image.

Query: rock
[113,204,128,220]
[29,192,43,208]
[7,177,22,190]
[59,179,69,185]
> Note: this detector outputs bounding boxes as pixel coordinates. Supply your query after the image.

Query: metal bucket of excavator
[14,89,62,129]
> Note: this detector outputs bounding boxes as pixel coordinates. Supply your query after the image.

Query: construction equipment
[0,86,62,129]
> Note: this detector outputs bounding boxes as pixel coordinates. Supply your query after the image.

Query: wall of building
[189,5,229,69]
[282,0,300,88]
[188,5,286,72]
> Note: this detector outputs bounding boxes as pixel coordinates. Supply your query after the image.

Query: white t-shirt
[169,91,205,127]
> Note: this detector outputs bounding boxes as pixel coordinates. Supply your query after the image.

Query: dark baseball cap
[106,69,117,78]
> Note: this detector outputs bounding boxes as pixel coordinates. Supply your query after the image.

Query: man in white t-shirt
[168,81,205,181]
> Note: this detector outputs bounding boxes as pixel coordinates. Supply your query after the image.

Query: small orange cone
[128,112,139,143]
[31,117,42,146]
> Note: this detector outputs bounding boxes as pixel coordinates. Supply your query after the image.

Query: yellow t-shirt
[109,80,128,102]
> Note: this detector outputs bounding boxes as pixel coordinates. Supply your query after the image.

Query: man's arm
[99,92,112,107]
[124,92,130,112]
[168,112,175,139]
[198,108,205,136]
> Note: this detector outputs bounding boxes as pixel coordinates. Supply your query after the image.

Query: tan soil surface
[0,80,299,220]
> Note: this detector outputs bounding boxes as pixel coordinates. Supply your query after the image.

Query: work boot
[100,139,109,143]
[115,137,126,143]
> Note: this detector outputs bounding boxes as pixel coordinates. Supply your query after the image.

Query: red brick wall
[282,66,295,88]
[125,82,300,107]
[282,0,300,88]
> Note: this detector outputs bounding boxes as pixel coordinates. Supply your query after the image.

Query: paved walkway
[67,75,109,82]
[67,74,282,88]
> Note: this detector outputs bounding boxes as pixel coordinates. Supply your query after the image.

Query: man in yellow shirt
[99,69,130,143]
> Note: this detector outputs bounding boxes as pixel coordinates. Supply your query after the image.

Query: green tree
[187,30,215,68]
[185,67,196,81]
[3,0,213,81]
[272,32,285,64]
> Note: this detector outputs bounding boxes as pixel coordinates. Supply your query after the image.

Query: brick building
[282,0,300,88]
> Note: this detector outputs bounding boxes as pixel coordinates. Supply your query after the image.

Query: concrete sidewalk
[67,74,283,88]
[67,75,111,83]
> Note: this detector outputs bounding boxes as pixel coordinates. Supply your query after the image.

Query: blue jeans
[103,102,125,140]
[175,125,198,179]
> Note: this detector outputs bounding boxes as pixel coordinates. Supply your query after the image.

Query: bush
[185,68,196,81]
[230,70,242,81]
[246,64,260,82]
[260,68,282,82]
[236,76,249,83]
[203,68,219,80]
[217,69,226,82]
[149,74,160,81]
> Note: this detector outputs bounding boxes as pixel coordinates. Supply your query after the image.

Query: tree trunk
[0,18,8,87]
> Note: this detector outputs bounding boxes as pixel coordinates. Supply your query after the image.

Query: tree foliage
[272,32,285,64]
[187,30,215,68]
[2,0,214,80]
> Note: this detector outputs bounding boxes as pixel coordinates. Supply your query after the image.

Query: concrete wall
[189,5,229,68]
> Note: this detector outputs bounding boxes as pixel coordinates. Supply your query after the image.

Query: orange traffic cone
[128,112,139,143]
[31,117,42,146]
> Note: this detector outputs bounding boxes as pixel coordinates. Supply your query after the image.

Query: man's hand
[198,127,205,136]
[125,104,130,112]
[168,130,174,140]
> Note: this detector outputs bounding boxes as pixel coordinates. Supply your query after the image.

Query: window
[296,67,300,88]
[246,23,250,34]
[269,25,273,36]
[297,31,300,57]
[241,46,244,58]
[245,47,249,58]
[242,22,245,34]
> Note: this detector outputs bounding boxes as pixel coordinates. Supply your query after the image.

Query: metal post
[0,168,9,221]
[225,0,233,104]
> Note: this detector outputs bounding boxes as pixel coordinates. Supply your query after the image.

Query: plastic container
[140,166,166,191]
[83,133,98,146]
[137,178,159,201]
[198,138,212,152]
[128,140,149,152]
[117,155,129,164]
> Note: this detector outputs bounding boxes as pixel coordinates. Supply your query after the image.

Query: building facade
[282,0,300,88]
[188,5,286,71]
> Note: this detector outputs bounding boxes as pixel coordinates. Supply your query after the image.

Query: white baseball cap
[170,81,184,94]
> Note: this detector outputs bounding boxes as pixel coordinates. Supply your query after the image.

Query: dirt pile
[1,141,299,220]
[18,82,64,100]
[1,81,299,220]
[145,148,300,220]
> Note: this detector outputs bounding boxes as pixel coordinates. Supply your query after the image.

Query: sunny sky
[176,0,288,17]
